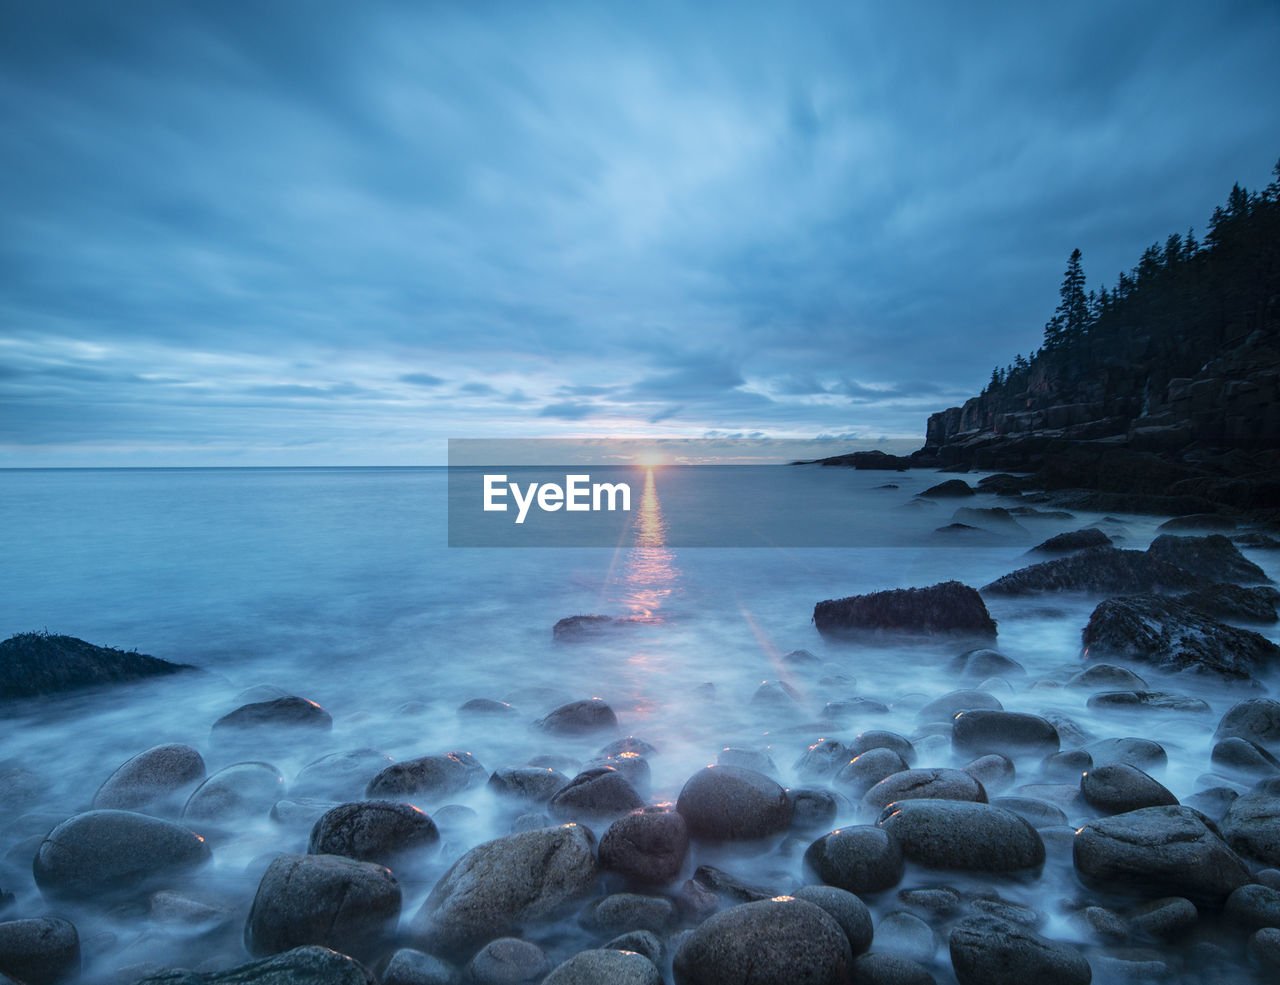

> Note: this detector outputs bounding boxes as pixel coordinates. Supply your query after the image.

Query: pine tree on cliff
[1043,248,1089,349]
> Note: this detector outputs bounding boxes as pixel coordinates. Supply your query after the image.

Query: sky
[2,1,1278,466]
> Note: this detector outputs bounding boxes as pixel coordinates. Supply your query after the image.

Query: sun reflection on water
[618,467,677,622]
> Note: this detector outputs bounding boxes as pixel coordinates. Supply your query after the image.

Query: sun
[633,450,670,467]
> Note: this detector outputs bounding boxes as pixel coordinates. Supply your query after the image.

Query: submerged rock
[672,897,853,985]
[290,749,393,801]
[792,885,873,956]
[1085,737,1167,770]
[949,916,1091,985]
[948,649,1025,679]
[1081,594,1280,679]
[183,762,285,826]
[367,753,485,801]
[1086,690,1210,713]
[1073,805,1250,905]
[920,479,975,498]
[411,824,599,957]
[676,766,793,841]
[488,767,568,804]
[245,854,401,961]
[814,581,997,638]
[0,633,194,702]
[1066,664,1147,690]
[533,698,619,736]
[1029,528,1112,554]
[981,546,1200,596]
[849,952,935,985]
[33,810,210,901]
[552,615,615,640]
[544,949,660,985]
[381,948,459,985]
[133,946,375,985]
[1146,533,1269,584]
[91,743,206,812]
[1179,583,1280,622]
[308,801,439,867]
[876,801,1045,873]
[1220,792,1280,866]
[212,696,332,734]
[916,689,1003,723]
[1215,698,1280,752]
[0,916,80,985]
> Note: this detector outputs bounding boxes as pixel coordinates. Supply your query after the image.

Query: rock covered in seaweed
[814,581,997,638]
[0,633,194,702]
[981,546,1199,596]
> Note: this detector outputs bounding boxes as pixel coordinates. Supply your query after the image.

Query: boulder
[948,649,1025,679]
[875,910,938,963]
[1179,583,1279,622]
[381,949,458,985]
[290,749,393,801]
[132,946,375,985]
[458,698,517,716]
[803,826,905,895]
[849,952,936,985]
[835,749,910,797]
[367,753,485,801]
[814,582,997,638]
[580,893,677,935]
[1215,699,1280,752]
[544,949,661,985]
[683,865,776,906]
[1073,806,1251,904]
[599,810,689,886]
[410,824,599,957]
[1129,896,1197,940]
[1029,529,1112,554]
[33,810,210,901]
[920,479,975,498]
[862,768,987,811]
[1146,533,1269,583]
[795,739,851,779]
[0,917,79,985]
[916,690,1002,723]
[991,797,1068,829]
[1220,792,1280,866]
[672,897,853,985]
[0,633,193,702]
[676,766,793,841]
[1081,594,1280,679]
[952,711,1059,758]
[548,768,643,823]
[308,801,439,866]
[213,696,332,734]
[533,699,618,735]
[183,762,284,826]
[1085,737,1167,770]
[849,730,917,764]
[949,916,1091,985]
[981,546,1200,596]
[91,743,206,812]
[1066,665,1147,690]
[1080,764,1178,814]
[876,801,1045,873]
[1212,737,1280,775]
[487,767,568,804]
[244,854,401,961]
[552,615,615,641]
[791,885,873,956]
[964,754,1015,794]
[465,938,549,985]
[1225,883,1280,932]
[1087,689,1211,713]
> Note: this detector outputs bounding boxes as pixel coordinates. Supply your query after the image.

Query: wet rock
[148,890,227,927]
[458,698,517,716]
[544,949,661,985]
[948,649,1025,679]
[827,697,891,717]
[1085,737,1167,771]
[1073,805,1251,905]
[717,748,777,774]
[789,788,843,833]
[599,810,688,886]
[752,680,804,714]
[813,581,997,639]
[849,731,917,765]
[1042,750,1092,780]
[382,949,460,985]
[601,736,659,758]
[135,946,376,985]
[672,897,852,985]
[686,865,776,904]
[1081,594,1280,679]
[91,744,206,813]
[1086,690,1210,713]
[1081,764,1178,814]
[949,916,1091,985]
[953,711,1059,759]
[862,768,987,811]
[244,853,401,961]
[581,893,677,934]
[970,898,1042,928]
[33,810,210,901]
[465,938,549,985]
[1211,738,1280,775]
[1066,664,1147,690]
[991,797,1068,828]
[0,917,79,985]
[291,749,393,801]
[585,753,650,795]
[552,615,615,640]
[272,800,336,832]
[308,801,439,867]
[964,754,1015,793]
[183,762,284,826]
[897,887,962,917]
[1220,792,1280,865]
[1251,927,1280,969]
[981,546,1199,596]
[792,885,873,956]
[676,766,793,841]
[1129,896,1198,940]
[795,739,850,778]
[212,696,332,734]
[921,479,975,498]
[1224,883,1280,932]
[875,911,937,963]
[877,801,1045,873]
[411,824,599,957]
[1147,533,1269,584]
[533,698,618,736]
[916,689,1002,723]
[835,749,910,797]
[487,767,568,804]
[1180,583,1280,622]
[1030,528,1112,554]
[1215,698,1280,752]
[1184,786,1238,822]
[850,952,935,985]
[1076,905,1128,943]
[605,930,664,966]
[548,768,644,823]
[0,633,194,702]
[366,753,485,802]
[804,826,905,895]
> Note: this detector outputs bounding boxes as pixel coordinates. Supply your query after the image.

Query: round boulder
[367,753,485,802]
[91,744,206,812]
[0,917,80,985]
[33,810,210,901]
[672,897,852,985]
[465,938,549,985]
[382,948,460,985]
[291,749,393,801]
[949,649,1025,679]
[1220,792,1280,866]
[917,689,1003,723]
[862,768,986,811]
[488,767,569,804]
[804,826,905,895]
[545,949,661,985]
[952,711,1059,758]
[835,748,909,798]
[183,762,284,826]
[1215,698,1280,752]
[548,768,644,823]
[676,766,793,841]
[244,853,401,961]
[599,810,689,886]
[308,801,439,867]
[848,731,916,765]
[213,696,332,734]
[533,699,618,736]
[791,885,873,956]
[876,801,1044,873]
[1080,764,1177,814]
[949,916,1091,985]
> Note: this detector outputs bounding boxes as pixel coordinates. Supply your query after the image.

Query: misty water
[2,466,1278,981]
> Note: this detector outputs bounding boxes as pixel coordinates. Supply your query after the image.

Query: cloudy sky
[2,1,1278,465]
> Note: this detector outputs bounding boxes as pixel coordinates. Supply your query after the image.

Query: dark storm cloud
[1,0,1277,463]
